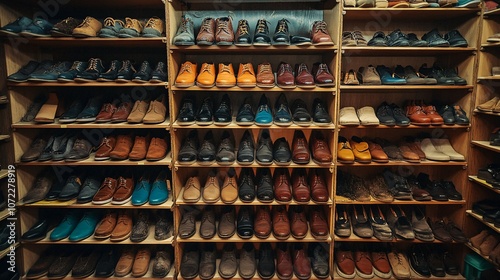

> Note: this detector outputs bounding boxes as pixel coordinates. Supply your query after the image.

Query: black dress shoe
[237,130,255,164]
[428,247,446,277]
[438,105,456,125]
[26,248,57,279]
[254,19,271,46]
[198,131,216,164]
[47,250,78,279]
[235,19,252,46]
[453,105,469,125]
[350,205,373,238]
[440,181,462,200]
[0,225,10,250]
[291,35,312,46]
[45,180,64,201]
[417,173,448,201]
[181,244,200,279]
[196,97,213,125]
[256,168,274,202]
[335,205,351,237]
[258,243,275,279]
[21,219,48,242]
[390,103,410,126]
[237,206,254,238]
[292,99,312,125]
[178,96,196,125]
[274,93,292,126]
[273,18,290,45]
[408,245,431,277]
[273,137,292,165]
[238,168,256,202]
[178,130,199,164]
[214,94,231,125]
[443,250,459,275]
[312,98,331,125]
[256,129,273,165]
[236,97,255,125]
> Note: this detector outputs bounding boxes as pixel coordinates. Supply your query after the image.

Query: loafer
[8,60,41,82]
[0,16,33,35]
[47,250,78,279]
[71,249,101,278]
[21,219,48,242]
[94,248,120,278]
[28,61,72,82]
[69,211,101,241]
[20,18,53,37]
[350,205,373,238]
[376,65,406,84]
[26,248,57,279]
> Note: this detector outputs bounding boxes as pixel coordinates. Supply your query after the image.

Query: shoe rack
[0,0,174,279]
[166,0,341,278]
[335,4,481,280]
[463,4,500,277]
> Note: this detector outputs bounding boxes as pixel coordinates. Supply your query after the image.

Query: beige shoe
[493,99,500,113]
[119,18,144,38]
[357,106,379,126]
[420,138,450,161]
[127,100,150,123]
[387,250,411,280]
[359,66,381,85]
[492,67,500,76]
[487,33,500,43]
[132,248,151,277]
[376,0,389,7]
[183,176,201,203]
[143,95,166,124]
[142,17,164,37]
[339,107,360,125]
[344,69,360,85]
[73,16,102,37]
[34,93,58,123]
[221,168,238,204]
[202,170,220,203]
[430,138,465,161]
[477,97,499,112]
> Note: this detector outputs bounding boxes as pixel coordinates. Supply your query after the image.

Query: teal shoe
[69,211,101,242]
[50,211,81,241]
[99,18,125,38]
[131,173,151,206]
[376,65,407,85]
[255,94,273,126]
[149,170,169,205]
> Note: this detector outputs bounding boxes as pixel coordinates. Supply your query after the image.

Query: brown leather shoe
[111,100,133,123]
[254,206,272,239]
[290,206,308,239]
[309,206,329,240]
[196,17,216,45]
[95,100,118,123]
[221,168,238,203]
[354,250,374,278]
[127,100,149,124]
[216,63,236,87]
[202,170,220,203]
[309,169,329,203]
[405,140,426,160]
[218,206,236,238]
[132,248,151,277]
[421,103,444,125]
[293,243,312,279]
[146,137,168,161]
[94,136,116,161]
[277,62,295,89]
[215,17,234,45]
[109,134,133,160]
[237,63,256,87]
[175,61,197,88]
[129,136,149,161]
[256,62,275,88]
[398,143,420,163]
[406,103,431,125]
[295,63,315,89]
[292,169,311,203]
[110,211,133,241]
[273,169,292,203]
[183,176,201,203]
[311,21,334,46]
[471,230,490,249]
[143,95,167,124]
[292,130,310,164]
[312,62,335,87]
[276,243,293,280]
[310,131,332,165]
[115,248,135,277]
[94,211,117,239]
[93,177,117,205]
[112,176,134,204]
[272,206,291,240]
[364,138,389,163]
[196,63,216,88]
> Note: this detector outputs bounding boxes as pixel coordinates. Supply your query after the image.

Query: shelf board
[477,75,500,80]
[467,210,500,235]
[171,85,335,92]
[342,46,475,56]
[340,85,473,90]
[16,152,171,166]
[337,160,466,166]
[334,234,453,243]
[0,36,166,47]
[0,169,8,180]
[5,0,164,8]
[176,188,332,206]
[0,135,11,141]
[465,243,500,272]
[13,118,170,129]
[175,160,332,169]
[468,175,500,195]
[342,7,480,20]
[335,196,465,205]
[0,208,12,222]
[170,44,336,54]
[8,81,167,87]
[172,120,334,130]
[472,140,500,153]
[0,242,18,259]
[485,8,500,16]
[339,124,469,129]
[32,225,173,245]
[177,222,331,243]
[473,109,500,117]
[481,42,500,48]
[333,270,465,280]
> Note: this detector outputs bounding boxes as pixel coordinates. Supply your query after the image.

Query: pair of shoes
[94,134,168,161]
[342,30,367,46]
[426,218,468,243]
[0,16,53,37]
[131,170,171,206]
[419,63,467,85]
[406,100,443,125]
[335,244,392,279]
[173,16,234,46]
[419,137,465,161]
[48,210,101,241]
[368,30,428,46]
[471,230,500,266]
[72,16,161,38]
[338,136,423,163]
[339,106,380,126]
[408,244,460,277]
[114,247,173,277]
[477,96,500,113]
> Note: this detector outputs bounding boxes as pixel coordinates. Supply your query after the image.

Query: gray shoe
[256,129,273,165]
[359,65,381,85]
[199,244,216,280]
[219,243,237,279]
[179,210,196,239]
[58,174,85,201]
[199,206,216,239]
[239,243,256,279]
[180,244,199,279]
[22,174,53,204]
[216,131,235,165]
[412,207,434,242]
[309,243,329,278]
[130,211,149,242]
[155,211,173,240]
[386,206,415,240]
[350,205,373,238]
[21,94,46,122]
[152,249,172,278]
[52,134,76,161]
[76,176,101,203]
[173,16,195,45]
[369,206,393,241]
[64,138,93,162]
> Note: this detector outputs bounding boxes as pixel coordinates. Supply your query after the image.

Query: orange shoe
[216,63,236,87]
[175,61,197,87]
[196,62,216,88]
[237,62,256,87]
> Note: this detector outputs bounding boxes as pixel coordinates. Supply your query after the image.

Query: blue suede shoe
[98,60,123,82]
[376,65,406,85]
[132,61,152,83]
[58,61,88,82]
[69,211,101,242]
[0,17,33,36]
[76,176,102,204]
[150,62,167,83]
[59,98,86,123]
[28,61,72,82]
[99,17,125,38]
[50,211,81,241]
[456,0,480,7]
[76,96,104,122]
[116,60,136,82]
[8,61,41,82]
[118,18,143,38]
[19,18,53,37]
[149,170,169,205]
[74,58,105,82]
[255,94,273,126]
[132,173,151,206]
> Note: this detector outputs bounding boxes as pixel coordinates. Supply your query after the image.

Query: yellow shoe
[349,136,371,163]
[196,63,216,88]
[237,63,256,87]
[175,61,197,87]
[216,63,236,87]
[338,136,355,164]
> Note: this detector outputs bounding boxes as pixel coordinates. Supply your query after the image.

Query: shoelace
[201,140,213,150]
[241,141,252,149]
[217,19,230,34]
[278,104,288,112]
[180,63,193,74]
[139,63,149,73]
[145,18,159,28]
[256,20,268,33]
[276,19,289,33]
[220,64,231,73]
[313,21,328,34]
[216,102,229,112]
[87,59,100,71]
[241,64,252,73]
[199,19,213,33]
[219,139,232,152]
[258,104,269,112]
[103,178,114,190]
[259,64,271,73]
[238,20,249,35]
[118,177,130,190]
[155,62,165,72]
[178,19,190,33]
[279,63,293,74]
[103,18,117,27]
[200,64,212,74]
[181,101,193,112]
[81,17,93,27]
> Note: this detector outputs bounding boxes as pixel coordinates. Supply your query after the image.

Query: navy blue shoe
[274,93,292,126]
[0,17,33,36]
[133,61,153,83]
[236,97,255,125]
[255,94,273,126]
[28,61,72,82]
[76,96,104,122]
[8,60,41,82]
[59,98,86,123]
[19,18,53,37]
[116,60,137,82]
[150,62,167,83]
[74,58,105,81]
[98,60,123,82]
[58,61,88,82]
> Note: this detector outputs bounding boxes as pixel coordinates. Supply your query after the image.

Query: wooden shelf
[0,36,166,47]
[337,160,467,166]
[339,124,469,129]
[477,75,500,80]
[8,81,167,87]
[0,169,8,180]
[0,242,18,259]
[177,222,331,243]
[333,270,465,280]
[473,109,500,116]
[0,135,11,141]
[468,175,500,195]
[170,44,336,54]
[13,118,170,129]
[16,152,171,166]
[172,120,334,130]
[334,234,453,243]
[465,243,500,272]
[0,208,12,222]
[485,8,500,16]
[472,140,500,153]
[176,188,332,206]
[32,225,173,245]
[340,85,473,90]
[342,46,476,56]
[467,210,500,235]
[7,0,164,8]
[481,42,500,48]
[342,7,481,20]
[175,160,332,169]
[171,85,335,92]
[335,196,465,205]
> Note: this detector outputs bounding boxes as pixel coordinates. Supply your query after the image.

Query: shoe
[118,17,144,38]
[115,60,137,82]
[8,60,41,82]
[238,169,255,202]
[422,28,450,47]
[149,170,169,205]
[411,207,435,242]
[142,94,167,124]
[370,205,393,241]
[376,102,396,126]
[258,243,275,279]
[175,61,197,87]
[339,107,360,125]
[395,65,426,85]
[20,17,53,37]
[254,19,271,46]
[368,175,393,203]
[111,176,134,205]
[309,206,329,240]
[142,17,164,38]
[108,134,133,160]
[273,168,292,203]
[444,30,468,47]
[408,245,431,277]
[273,18,290,45]
[419,63,455,85]
[236,97,255,125]
[131,174,151,206]
[376,65,406,84]
[274,93,292,126]
[431,138,464,161]
[444,67,467,85]
[180,245,199,279]
[216,63,236,87]
[76,95,103,122]
[338,136,355,163]
[130,211,149,242]
[350,136,371,163]
[92,177,117,205]
[429,219,453,242]
[239,243,257,279]
[336,248,356,278]
[178,210,196,239]
[292,99,312,126]
[387,29,410,46]
[313,98,332,125]
[237,206,254,239]
[74,58,105,81]
[196,63,216,87]
[237,63,256,87]
[29,61,72,81]
[0,16,33,36]
[420,102,444,125]
[257,168,274,202]
[216,131,235,165]
[22,218,48,242]
[221,168,238,203]
[445,220,468,242]
[311,20,334,45]
[354,248,374,279]
[293,244,311,279]
[200,206,216,239]
[111,96,133,122]
[357,106,380,125]
[94,211,118,240]
[214,94,232,125]
[178,130,199,164]
[368,31,387,46]
[98,17,125,38]
[254,206,272,238]
[72,16,101,37]
[309,169,329,203]
[387,249,411,280]
[127,99,150,124]
[183,176,201,203]
[64,138,93,162]
[335,205,351,237]
[47,250,78,279]
[215,17,234,45]
[69,211,101,241]
[256,62,275,87]
[291,168,311,203]
[198,131,216,165]
[256,129,273,165]
[218,206,236,238]
[26,248,57,279]
[290,206,308,239]
[273,138,291,165]
[58,61,88,81]
[178,96,196,125]
[132,61,153,83]
[173,16,195,45]
[276,62,296,88]
[150,61,167,83]
[199,244,216,279]
[197,17,216,45]
[98,60,123,81]
[295,63,315,88]
[350,205,373,238]
[132,248,151,277]
[344,69,360,85]
[58,174,84,201]
[273,205,291,240]
[310,131,333,165]
[386,206,415,240]
[237,130,255,165]
[382,169,412,200]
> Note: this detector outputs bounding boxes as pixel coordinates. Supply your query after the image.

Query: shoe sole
[256,83,275,88]
[195,121,213,126]
[235,121,254,126]
[174,82,194,87]
[215,83,236,87]
[274,160,291,166]
[237,83,256,87]
[336,264,356,279]
[273,232,290,240]
[196,82,215,88]
[111,196,132,205]
[373,268,392,279]
[214,122,231,126]
[237,160,254,166]
[275,121,292,126]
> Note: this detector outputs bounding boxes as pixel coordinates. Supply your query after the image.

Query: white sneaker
[420,138,450,161]
[431,138,465,161]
